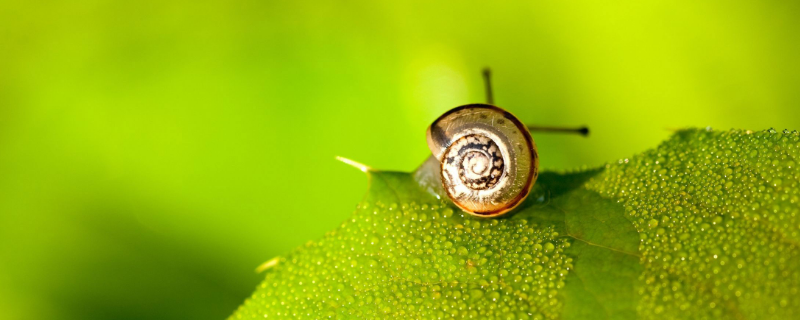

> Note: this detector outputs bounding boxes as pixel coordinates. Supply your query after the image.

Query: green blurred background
[1,0,798,319]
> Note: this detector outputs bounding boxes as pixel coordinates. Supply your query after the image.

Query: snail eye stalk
[482,68,494,105]
[483,67,589,137]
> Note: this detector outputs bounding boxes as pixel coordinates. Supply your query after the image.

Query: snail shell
[426,104,538,217]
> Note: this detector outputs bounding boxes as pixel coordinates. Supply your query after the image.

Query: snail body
[426,104,538,217]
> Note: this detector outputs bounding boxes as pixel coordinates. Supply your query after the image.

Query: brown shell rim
[432,103,539,218]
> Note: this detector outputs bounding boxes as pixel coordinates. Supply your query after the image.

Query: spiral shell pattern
[444,134,504,190]
[426,104,538,217]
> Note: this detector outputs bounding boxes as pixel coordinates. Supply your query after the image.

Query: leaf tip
[255,257,281,274]
[335,156,371,173]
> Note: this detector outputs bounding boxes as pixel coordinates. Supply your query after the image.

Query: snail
[426,104,537,216]
[423,69,587,217]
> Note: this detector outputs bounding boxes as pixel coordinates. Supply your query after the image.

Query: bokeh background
[1,0,798,319]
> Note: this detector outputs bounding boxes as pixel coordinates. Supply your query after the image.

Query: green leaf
[229,129,800,319]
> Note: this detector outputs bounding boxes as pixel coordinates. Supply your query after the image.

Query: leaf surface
[230,129,800,319]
